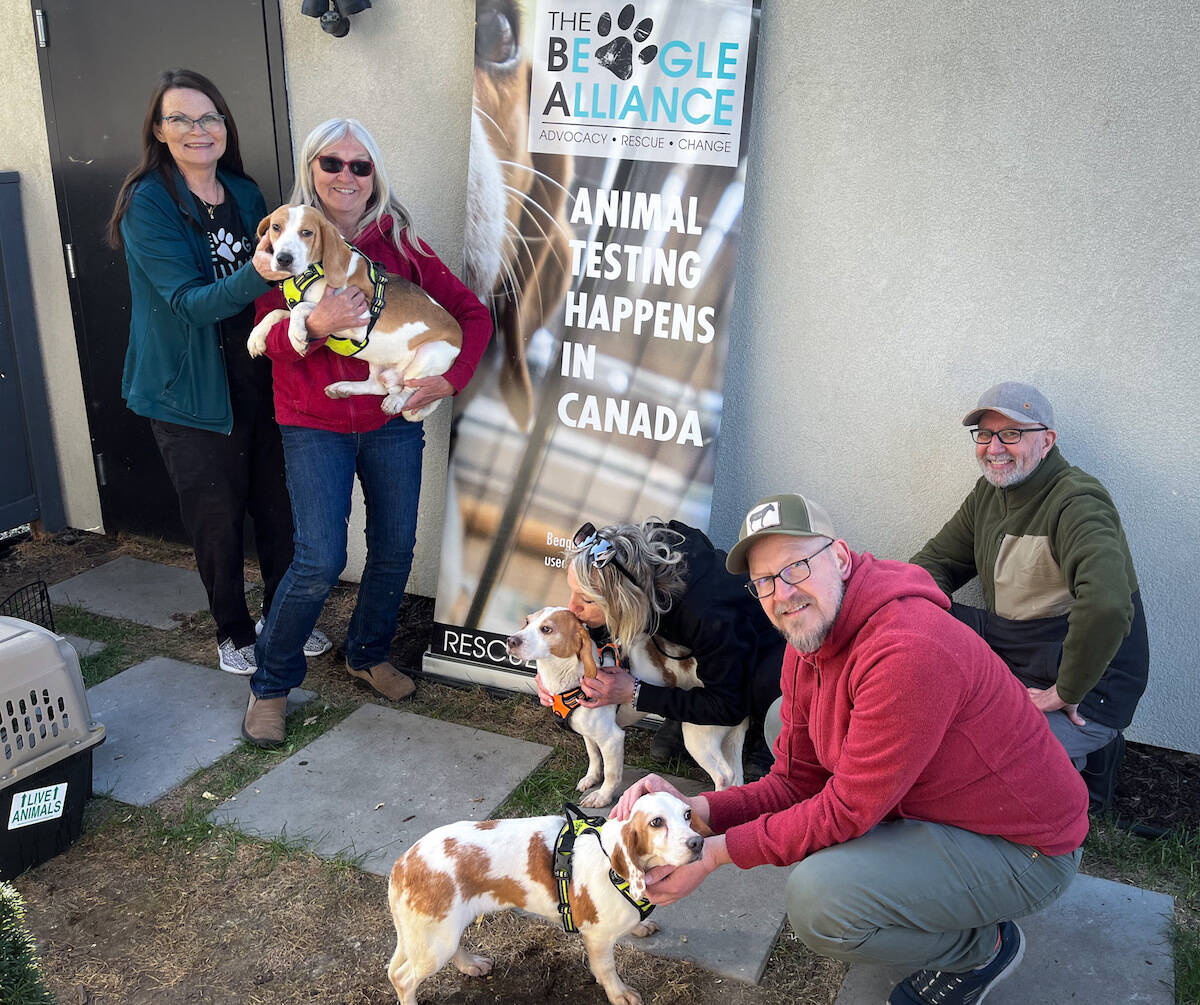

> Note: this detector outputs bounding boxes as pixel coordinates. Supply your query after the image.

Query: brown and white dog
[507,607,748,807]
[386,791,702,1005]
[246,203,463,420]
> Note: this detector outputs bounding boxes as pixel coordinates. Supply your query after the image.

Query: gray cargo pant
[765,697,1081,972]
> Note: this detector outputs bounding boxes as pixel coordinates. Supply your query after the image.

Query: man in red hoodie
[613,492,1089,1005]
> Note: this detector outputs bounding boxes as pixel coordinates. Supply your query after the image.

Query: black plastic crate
[0,746,93,880]
[0,616,105,878]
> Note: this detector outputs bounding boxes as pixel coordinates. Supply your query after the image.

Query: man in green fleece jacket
[911,382,1149,768]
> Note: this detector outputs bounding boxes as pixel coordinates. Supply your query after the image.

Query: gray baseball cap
[962,381,1055,428]
[726,493,837,575]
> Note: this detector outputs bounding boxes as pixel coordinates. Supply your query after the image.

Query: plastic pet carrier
[0,614,106,879]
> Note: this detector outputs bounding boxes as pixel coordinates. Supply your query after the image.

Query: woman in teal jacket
[108,68,328,675]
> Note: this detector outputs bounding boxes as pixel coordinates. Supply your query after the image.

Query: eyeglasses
[160,113,226,135]
[969,426,1048,445]
[316,155,374,177]
[573,522,640,591]
[745,540,834,600]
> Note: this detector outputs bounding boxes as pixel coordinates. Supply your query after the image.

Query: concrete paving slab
[87,657,313,805]
[210,705,554,875]
[49,555,218,630]
[834,872,1174,1004]
[64,634,105,658]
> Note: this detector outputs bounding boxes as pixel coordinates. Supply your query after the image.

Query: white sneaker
[255,618,333,658]
[217,638,256,676]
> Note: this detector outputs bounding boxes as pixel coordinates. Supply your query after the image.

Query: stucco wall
[6,1,1196,752]
[710,1,1200,753]
[275,2,478,596]
[0,7,103,532]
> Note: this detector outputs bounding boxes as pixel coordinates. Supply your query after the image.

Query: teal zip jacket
[911,446,1144,715]
[119,167,271,432]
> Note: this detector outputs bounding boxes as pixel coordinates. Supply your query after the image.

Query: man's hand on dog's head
[305,285,370,340]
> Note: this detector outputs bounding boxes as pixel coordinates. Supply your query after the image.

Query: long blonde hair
[291,117,428,263]
[566,520,688,644]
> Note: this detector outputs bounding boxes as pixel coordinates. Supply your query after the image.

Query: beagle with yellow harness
[246,203,463,420]
[386,790,703,1005]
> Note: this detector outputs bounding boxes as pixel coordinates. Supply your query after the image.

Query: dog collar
[553,803,654,933]
[280,242,389,358]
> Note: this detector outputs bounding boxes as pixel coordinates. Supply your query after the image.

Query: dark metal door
[32,0,292,538]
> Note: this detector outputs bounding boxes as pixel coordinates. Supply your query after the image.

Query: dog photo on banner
[428,0,762,690]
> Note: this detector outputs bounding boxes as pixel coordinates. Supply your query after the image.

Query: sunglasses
[573,522,640,591]
[316,155,374,177]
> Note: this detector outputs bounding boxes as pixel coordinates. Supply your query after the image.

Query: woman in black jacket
[548,519,784,775]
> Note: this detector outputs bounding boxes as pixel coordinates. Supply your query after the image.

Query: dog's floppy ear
[256,213,274,239]
[319,215,352,287]
[609,817,647,902]
[576,620,599,680]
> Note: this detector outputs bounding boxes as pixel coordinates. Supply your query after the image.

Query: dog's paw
[452,951,493,978]
[595,4,657,81]
[381,389,414,415]
[580,788,615,809]
[246,331,268,357]
[576,773,602,793]
[325,382,351,399]
[631,920,659,938]
[607,986,643,1005]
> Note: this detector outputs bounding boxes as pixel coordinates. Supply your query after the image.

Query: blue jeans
[251,420,424,698]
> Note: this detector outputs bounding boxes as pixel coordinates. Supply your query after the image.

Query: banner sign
[425,0,761,690]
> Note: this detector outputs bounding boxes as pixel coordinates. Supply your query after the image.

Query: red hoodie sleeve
[409,239,492,392]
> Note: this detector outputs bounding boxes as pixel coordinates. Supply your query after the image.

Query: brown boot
[345,659,415,701]
[242,693,286,748]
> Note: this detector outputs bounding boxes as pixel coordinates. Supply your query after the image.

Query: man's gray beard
[780,578,845,654]
[978,455,1037,488]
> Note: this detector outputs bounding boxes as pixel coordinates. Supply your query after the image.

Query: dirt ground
[2,528,1195,1003]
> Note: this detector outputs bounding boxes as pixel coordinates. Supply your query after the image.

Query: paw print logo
[595,4,657,81]
[213,227,244,264]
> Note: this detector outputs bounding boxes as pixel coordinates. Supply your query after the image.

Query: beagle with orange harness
[246,203,463,420]
[507,607,747,808]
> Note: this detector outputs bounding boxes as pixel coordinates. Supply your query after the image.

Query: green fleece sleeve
[909,489,980,598]
[1051,494,1137,704]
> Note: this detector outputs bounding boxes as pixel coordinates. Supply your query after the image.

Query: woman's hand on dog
[252,233,294,283]
[612,773,711,824]
[579,665,636,708]
[305,285,370,339]
[401,375,455,416]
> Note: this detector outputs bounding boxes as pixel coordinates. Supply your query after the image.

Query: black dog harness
[280,241,388,357]
[553,802,654,933]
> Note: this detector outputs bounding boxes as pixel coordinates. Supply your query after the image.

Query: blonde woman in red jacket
[242,118,491,748]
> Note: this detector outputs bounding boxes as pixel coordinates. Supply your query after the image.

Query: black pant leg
[244,397,295,618]
[150,417,254,647]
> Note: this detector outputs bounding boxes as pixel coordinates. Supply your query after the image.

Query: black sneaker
[888,921,1025,1004]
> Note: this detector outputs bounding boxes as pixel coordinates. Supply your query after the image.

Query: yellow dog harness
[553,802,654,933]
[280,243,389,358]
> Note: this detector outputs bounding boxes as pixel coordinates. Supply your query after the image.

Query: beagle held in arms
[247,203,462,420]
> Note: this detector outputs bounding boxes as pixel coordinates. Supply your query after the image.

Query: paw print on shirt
[213,227,244,264]
[595,3,657,81]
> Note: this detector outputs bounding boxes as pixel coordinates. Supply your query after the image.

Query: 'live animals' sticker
[7,782,67,830]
